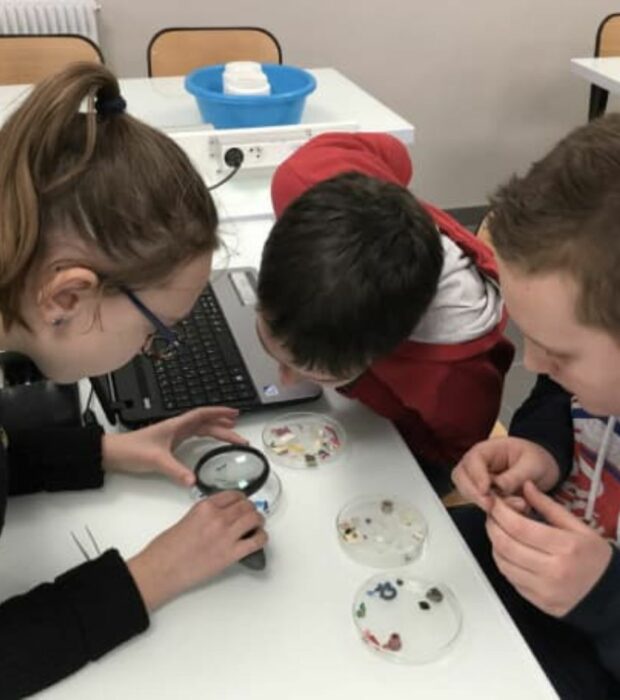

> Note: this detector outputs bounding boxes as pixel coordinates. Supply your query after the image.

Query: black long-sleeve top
[0,426,149,698]
[510,375,620,683]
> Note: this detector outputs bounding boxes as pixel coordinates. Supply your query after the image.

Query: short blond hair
[489,113,620,336]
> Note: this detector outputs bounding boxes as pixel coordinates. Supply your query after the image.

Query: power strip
[167,121,358,181]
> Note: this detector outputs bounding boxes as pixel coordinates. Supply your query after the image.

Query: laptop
[90,267,322,428]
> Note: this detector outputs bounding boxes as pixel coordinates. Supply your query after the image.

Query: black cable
[207,147,245,191]
[207,164,241,191]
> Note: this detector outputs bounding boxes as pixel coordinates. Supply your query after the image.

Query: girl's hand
[102,407,248,486]
[127,491,267,611]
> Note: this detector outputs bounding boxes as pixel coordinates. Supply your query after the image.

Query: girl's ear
[36,266,100,326]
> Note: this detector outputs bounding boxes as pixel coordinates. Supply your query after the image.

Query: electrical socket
[224,140,304,170]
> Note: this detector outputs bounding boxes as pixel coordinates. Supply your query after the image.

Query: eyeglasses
[122,286,183,361]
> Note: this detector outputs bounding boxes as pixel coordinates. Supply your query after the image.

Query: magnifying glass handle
[239,528,266,570]
[240,548,266,570]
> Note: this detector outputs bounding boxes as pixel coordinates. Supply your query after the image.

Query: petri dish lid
[353,573,462,664]
[337,496,427,567]
[262,412,346,469]
[249,469,282,516]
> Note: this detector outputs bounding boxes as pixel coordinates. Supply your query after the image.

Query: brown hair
[489,113,620,336]
[0,62,218,328]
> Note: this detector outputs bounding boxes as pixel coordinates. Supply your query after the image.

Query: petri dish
[337,496,427,567]
[262,412,346,469]
[352,573,462,664]
[249,469,282,516]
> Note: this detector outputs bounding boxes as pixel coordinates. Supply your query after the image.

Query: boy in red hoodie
[256,132,514,493]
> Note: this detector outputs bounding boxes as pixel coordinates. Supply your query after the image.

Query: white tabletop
[0,215,556,699]
[0,68,414,142]
[571,57,620,93]
[127,68,414,143]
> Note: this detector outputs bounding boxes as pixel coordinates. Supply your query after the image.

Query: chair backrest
[0,34,103,86]
[595,13,620,57]
[588,14,620,120]
[476,212,495,252]
[147,27,282,77]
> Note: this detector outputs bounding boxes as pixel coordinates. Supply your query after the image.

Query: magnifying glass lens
[194,445,270,497]
[197,450,265,491]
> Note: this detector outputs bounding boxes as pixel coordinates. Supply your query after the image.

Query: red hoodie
[271,133,514,465]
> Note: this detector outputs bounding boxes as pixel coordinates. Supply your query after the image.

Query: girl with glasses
[0,63,266,697]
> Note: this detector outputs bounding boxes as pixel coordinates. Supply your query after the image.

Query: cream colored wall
[98,0,620,206]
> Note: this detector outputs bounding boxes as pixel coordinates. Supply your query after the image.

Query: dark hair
[489,113,620,336]
[0,62,218,328]
[257,172,443,377]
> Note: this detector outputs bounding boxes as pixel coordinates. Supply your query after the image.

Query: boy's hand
[127,491,267,611]
[451,437,561,512]
[486,481,613,617]
[102,407,249,487]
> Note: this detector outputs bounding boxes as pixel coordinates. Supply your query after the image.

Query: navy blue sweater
[0,426,149,698]
[510,375,620,683]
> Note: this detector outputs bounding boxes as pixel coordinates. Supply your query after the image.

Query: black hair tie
[95,94,127,117]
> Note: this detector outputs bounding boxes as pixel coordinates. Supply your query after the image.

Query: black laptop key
[139,286,260,414]
[215,336,238,359]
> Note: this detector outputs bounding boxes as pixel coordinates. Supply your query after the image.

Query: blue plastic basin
[185,63,317,129]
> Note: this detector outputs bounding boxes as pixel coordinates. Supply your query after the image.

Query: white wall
[98,0,620,207]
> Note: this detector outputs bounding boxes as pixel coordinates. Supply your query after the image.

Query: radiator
[0,1,99,42]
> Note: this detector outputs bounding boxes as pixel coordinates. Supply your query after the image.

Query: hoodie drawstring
[585,416,616,524]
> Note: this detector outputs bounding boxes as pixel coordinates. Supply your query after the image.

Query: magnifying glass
[194,444,270,570]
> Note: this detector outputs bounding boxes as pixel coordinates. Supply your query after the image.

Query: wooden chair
[589,14,620,120]
[147,26,282,77]
[476,211,494,251]
[0,34,103,86]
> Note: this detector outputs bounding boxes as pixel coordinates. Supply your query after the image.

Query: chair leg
[589,85,609,121]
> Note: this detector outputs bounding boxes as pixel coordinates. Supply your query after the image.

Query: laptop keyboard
[150,288,259,411]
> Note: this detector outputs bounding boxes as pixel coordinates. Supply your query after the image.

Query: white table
[0,68,414,223]
[0,68,414,141]
[0,215,557,699]
[571,57,620,93]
